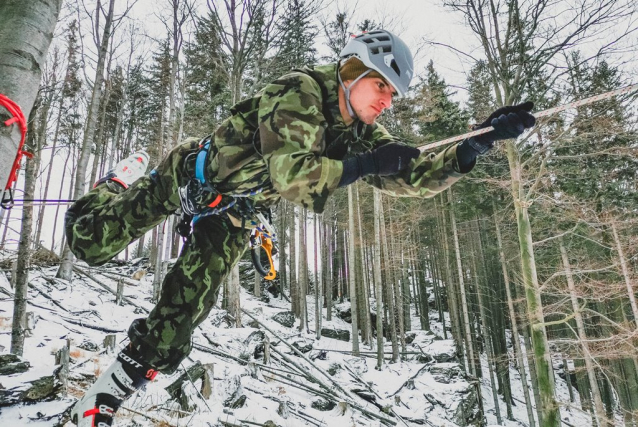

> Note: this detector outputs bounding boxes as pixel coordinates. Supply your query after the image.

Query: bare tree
[206,0,281,104]
[57,0,137,280]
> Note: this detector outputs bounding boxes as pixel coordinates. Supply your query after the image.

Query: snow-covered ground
[0,260,594,426]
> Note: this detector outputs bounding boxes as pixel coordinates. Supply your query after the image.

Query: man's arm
[259,72,343,213]
[362,124,469,199]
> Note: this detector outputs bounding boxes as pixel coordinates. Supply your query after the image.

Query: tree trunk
[373,189,384,369]
[448,189,476,376]
[314,213,322,340]
[610,221,638,325]
[494,209,535,427]
[278,201,288,296]
[290,206,298,316]
[437,195,464,367]
[559,240,606,427]
[347,185,360,355]
[298,207,308,332]
[228,264,241,327]
[10,103,40,355]
[57,0,117,280]
[506,141,560,426]
[0,0,62,192]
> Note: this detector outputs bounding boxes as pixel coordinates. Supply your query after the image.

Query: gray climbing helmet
[339,30,414,97]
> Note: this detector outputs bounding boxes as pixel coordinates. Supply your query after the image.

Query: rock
[327,363,342,376]
[291,339,313,354]
[277,401,289,418]
[222,375,246,409]
[449,381,482,426]
[310,350,327,361]
[77,340,100,352]
[243,330,266,360]
[22,376,60,402]
[427,340,457,363]
[264,421,280,427]
[0,354,30,375]
[416,353,433,364]
[0,375,61,406]
[405,332,416,344]
[336,306,351,323]
[311,397,336,411]
[345,357,368,375]
[429,363,462,384]
[271,311,295,328]
[320,328,350,342]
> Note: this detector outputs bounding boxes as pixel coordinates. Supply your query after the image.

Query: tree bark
[559,240,606,427]
[347,185,360,355]
[373,189,384,369]
[448,189,476,376]
[506,141,560,426]
[610,221,638,325]
[0,0,62,192]
[10,102,40,355]
[495,209,535,427]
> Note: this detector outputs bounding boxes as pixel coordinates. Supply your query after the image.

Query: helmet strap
[338,68,372,120]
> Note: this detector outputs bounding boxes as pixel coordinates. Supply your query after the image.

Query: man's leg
[65,139,200,266]
[128,213,249,371]
[72,213,249,426]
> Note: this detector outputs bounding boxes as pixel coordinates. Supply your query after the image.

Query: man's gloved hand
[467,101,536,154]
[338,143,420,187]
[361,143,421,176]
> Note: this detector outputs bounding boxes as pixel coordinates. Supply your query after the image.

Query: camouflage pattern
[66,139,249,372]
[66,62,467,373]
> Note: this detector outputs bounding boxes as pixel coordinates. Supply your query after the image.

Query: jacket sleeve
[259,72,343,213]
[363,123,470,198]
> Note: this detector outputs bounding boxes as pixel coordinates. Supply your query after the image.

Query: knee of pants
[64,209,120,266]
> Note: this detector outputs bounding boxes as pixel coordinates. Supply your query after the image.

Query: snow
[0,264,599,427]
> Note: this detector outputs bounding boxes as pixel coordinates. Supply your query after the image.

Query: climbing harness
[417,82,638,153]
[174,138,278,280]
[1,93,32,210]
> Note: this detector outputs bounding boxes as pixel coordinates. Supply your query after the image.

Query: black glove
[466,101,536,154]
[338,143,420,187]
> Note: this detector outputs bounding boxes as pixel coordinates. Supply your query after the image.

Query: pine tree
[183,11,231,137]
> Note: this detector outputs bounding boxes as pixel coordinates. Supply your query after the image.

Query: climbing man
[67,29,535,426]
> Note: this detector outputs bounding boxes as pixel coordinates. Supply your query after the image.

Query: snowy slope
[0,260,590,427]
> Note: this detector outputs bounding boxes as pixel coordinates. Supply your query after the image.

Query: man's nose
[380,93,392,109]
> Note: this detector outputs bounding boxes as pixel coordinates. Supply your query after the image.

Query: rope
[417,82,638,152]
[0,94,32,190]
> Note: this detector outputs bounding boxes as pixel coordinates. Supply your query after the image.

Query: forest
[0,0,637,426]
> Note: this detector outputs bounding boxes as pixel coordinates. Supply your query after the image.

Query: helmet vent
[390,59,401,76]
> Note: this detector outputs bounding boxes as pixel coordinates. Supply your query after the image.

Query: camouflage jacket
[205,63,468,214]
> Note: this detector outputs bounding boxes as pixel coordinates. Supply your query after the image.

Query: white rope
[417,82,638,152]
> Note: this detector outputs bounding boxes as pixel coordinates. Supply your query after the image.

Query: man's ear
[342,79,353,89]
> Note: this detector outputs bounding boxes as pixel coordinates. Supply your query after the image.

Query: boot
[94,151,150,190]
[71,346,158,426]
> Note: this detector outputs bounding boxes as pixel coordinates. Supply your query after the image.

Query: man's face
[346,77,396,125]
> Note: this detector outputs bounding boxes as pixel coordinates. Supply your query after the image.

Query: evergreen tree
[183,11,231,137]
[416,61,469,142]
[271,0,318,76]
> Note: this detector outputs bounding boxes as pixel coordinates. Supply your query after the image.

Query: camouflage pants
[65,139,249,373]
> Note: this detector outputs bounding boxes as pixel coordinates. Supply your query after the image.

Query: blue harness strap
[195,140,210,186]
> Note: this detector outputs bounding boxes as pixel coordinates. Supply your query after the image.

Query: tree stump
[103,334,116,354]
[263,335,270,365]
[55,339,70,395]
[24,311,36,337]
[115,279,124,305]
